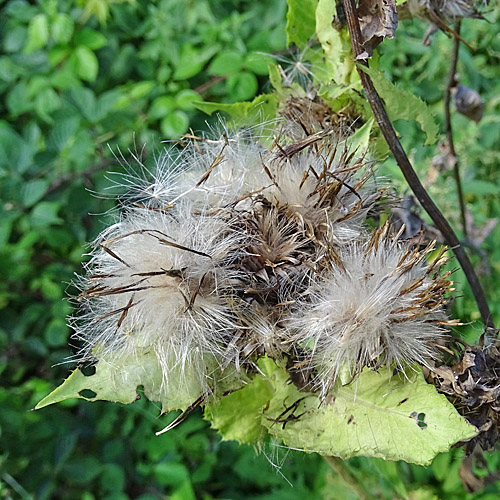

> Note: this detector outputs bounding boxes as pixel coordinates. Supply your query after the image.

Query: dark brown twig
[341,0,494,331]
[444,21,467,239]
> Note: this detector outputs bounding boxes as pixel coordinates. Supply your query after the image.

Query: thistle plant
[37,0,496,478]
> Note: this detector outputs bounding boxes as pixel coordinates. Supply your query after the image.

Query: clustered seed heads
[72,118,457,400]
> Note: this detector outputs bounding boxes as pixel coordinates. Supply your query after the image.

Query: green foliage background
[1,0,500,498]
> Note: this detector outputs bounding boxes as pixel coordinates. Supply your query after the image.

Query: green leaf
[46,116,80,152]
[463,180,500,196]
[29,201,63,229]
[244,52,271,75]
[227,71,258,102]
[61,457,102,484]
[175,90,201,111]
[204,372,272,443]
[73,46,99,82]
[286,0,319,48]
[51,14,74,44]
[208,51,243,76]
[35,348,206,412]
[161,110,190,139]
[35,87,61,122]
[153,463,190,487]
[129,81,155,99]
[0,57,22,83]
[346,118,374,155]
[25,13,49,53]
[21,179,49,207]
[68,87,96,121]
[6,81,32,116]
[49,45,71,66]
[173,44,216,80]
[149,96,176,120]
[316,0,356,87]
[261,360,476,465]
[359,65,439,145]
[194,93,278,123]
[100,464,126,492]
[74,28,107,50]
[208,358,476,465]
[44,318,68,347]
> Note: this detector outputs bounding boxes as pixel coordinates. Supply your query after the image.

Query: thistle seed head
[287,224,455,394]
[72,116,455,399]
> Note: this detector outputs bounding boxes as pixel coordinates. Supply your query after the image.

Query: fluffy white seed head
[71,115,455,403]
[288,225,453,394]
[72,200,245,393]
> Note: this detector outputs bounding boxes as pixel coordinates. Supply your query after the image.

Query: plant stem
[341,0,495,331]
[323,456,374,500]
[444,21,467,239]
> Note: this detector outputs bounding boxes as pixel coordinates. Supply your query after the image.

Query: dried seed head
[71,115,453,402]
[287,224,454,394]
[72,201,245,394]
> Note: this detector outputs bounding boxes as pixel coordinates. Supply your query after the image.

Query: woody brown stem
[341,0,494,331]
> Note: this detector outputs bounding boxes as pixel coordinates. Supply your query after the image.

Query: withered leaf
[357,0,398,58]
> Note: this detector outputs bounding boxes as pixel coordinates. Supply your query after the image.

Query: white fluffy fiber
[288,235,449,394]
[72,199,244,393]
[72,123,451,397]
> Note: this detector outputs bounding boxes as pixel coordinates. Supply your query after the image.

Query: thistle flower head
[288,224,454,394]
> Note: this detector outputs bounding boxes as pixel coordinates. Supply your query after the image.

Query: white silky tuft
[287,227,452,395]
[71,115,455,400]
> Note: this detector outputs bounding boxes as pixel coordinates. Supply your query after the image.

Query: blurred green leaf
[149,96,176,120]
[175,89,201,111]
[286,0,318,48]
[227,71,258,101]
[208,51,244,76]
[161,110,190,138]
[173,43,217,80]
[463,180,500,196]
[25,13,49,53]
[29,201,63,229]
[61,457,102,484]
[153,462,190,487]
[21,179,49,207]
[7,81,32,116]
[100,463,126,492]
[35,87,61,122]
[74,28,107,50]
[73,46,99,82]
[244,51,271,75]
[44,318,68,347]
[51,14,74,44]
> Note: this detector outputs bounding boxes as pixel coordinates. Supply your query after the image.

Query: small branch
[341,0,495,331]
[194,75,227,95]
[44,160,112,197]
[323,456,374,500]
[444,21,467,239]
